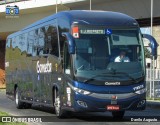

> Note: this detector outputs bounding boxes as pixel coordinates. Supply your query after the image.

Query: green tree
[144,47,151,58]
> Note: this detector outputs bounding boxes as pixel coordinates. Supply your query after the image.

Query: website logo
[6,5,19,18]
[2,117,12,122]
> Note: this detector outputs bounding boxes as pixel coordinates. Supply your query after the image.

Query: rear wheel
[54,89,67,118]
[24,103,32,109]
[112,111,125,119]
[15,87,24,109]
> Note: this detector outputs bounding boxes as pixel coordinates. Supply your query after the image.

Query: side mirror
[62,32,75,54]
[142,34,158,59]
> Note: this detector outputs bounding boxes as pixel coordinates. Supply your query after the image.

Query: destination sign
[80,29,105,34]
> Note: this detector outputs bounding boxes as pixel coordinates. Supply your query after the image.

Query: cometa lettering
[105,82,120,85]
[36,61,52,73]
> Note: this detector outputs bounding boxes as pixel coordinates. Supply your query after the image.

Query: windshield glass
[72,26,145,84]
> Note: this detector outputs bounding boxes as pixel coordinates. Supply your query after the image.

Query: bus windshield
[73,27,145,85]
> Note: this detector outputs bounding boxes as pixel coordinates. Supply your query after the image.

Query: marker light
[135,88,146,94]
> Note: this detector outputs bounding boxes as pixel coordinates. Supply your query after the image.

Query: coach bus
[5,10,157,119]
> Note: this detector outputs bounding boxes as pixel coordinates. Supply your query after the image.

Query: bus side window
[46,24,59,57]
[27,31,34,56]
[32,29,39,56]
[37,27,45,55]
[44,25,52,54]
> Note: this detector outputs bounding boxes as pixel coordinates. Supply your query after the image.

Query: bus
[5,10,157,119]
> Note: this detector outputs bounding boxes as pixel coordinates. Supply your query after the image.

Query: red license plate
[107,105,120,110]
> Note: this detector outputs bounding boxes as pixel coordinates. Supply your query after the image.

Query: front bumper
[73,92,146,112]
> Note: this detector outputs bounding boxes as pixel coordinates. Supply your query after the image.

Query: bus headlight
[68,83,91,95]
[135,88,146,94]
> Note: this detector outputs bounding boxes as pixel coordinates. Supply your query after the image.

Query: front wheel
[54,89,67,118]
[112,111,125,119]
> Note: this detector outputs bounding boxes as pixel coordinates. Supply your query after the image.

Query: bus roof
[7,10,138,39]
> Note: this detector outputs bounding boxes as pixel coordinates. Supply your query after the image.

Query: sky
[140,27,151,34]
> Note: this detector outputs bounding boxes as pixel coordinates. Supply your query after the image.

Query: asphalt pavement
[147,100,160,109]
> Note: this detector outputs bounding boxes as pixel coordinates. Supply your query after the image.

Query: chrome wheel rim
[55,96,60,116]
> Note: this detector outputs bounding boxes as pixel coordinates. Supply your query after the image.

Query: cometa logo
[105,82,120,85]
[36,61,52,73]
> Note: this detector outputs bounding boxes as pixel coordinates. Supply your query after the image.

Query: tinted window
[25,23,59,57]
[36,24,59,57]
[27,31,34,55]
[46,24,59,57]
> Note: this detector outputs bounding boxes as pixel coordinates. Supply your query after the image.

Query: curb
[147,100,160,109]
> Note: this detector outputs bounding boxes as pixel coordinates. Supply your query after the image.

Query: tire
[15,87,24,109]
[24,103,32,109]
[54,89,67,118]
[112,111,125,120]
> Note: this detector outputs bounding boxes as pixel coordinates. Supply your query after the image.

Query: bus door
[62,42,73,106]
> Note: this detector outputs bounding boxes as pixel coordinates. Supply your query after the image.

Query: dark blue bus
[5,10,157,118]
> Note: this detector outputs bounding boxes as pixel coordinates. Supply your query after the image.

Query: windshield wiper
[108,68,139,83]
[83,72,116,83]
[112,71,138,83]
[83,72,139,83]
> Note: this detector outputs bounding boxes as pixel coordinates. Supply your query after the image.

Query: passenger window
[46,24,59,57]
[37,27,45,55]
[27,31,34,55]
[32,29,39,56]
[44,25,52,54]
[18,34,26,53]
[26,23,59,57]
[12,37,16,49]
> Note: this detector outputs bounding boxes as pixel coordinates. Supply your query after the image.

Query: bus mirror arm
[62,32,75,54]
[142,34,158,59]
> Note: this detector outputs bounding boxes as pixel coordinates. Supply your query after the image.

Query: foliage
[144,47,151,58]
